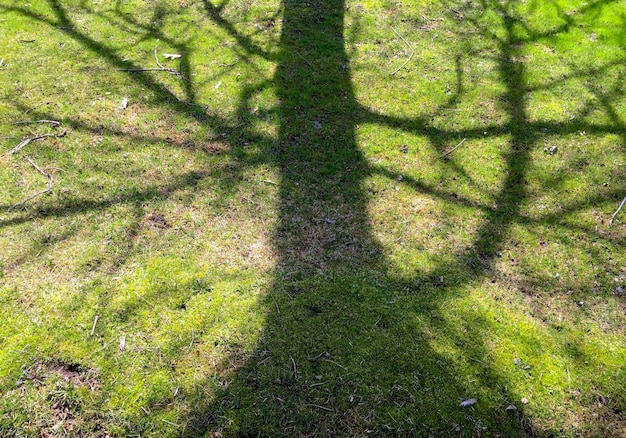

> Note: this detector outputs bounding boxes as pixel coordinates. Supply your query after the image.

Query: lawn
[0,0,625,436]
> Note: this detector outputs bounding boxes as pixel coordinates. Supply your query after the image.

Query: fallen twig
[12,119,60,127]
[295,51,313,66]
[307,404,334,412]
[161,84,193,106]
[154,45,166,70]
[8,129,66,155]
[390,27,414,76]
[323,358,347,370]
[25,101,51,114]
[217,58,240,67]
[116,45,180,75]
[90,315,100,336]
[609,196,626,226]
[307,351,327,362]
[117,67,179,73]
[10,158,54,210]
[441,138,466,157]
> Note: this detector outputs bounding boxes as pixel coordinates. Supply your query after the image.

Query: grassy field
[1,0,625,436]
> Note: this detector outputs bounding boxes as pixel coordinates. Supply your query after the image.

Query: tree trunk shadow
[185,1,533,436]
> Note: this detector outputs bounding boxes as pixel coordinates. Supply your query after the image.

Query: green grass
[1,0,625,436]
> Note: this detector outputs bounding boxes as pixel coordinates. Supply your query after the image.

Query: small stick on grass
[154,44,166,70]
[323,358,347,370]
[8,129,66,155]
[25,101,51,114]
[307,404,334,412]
[390,27,414,76]
[12,120,61,127]
[295,51,313,66]
[609,196,626,226]
[10,158,54,210]
[217,58,240,67]
[117,67,180,73]
[90,315,100,336]
[189,329,195,347]
[117,45,180,75]
[271,294,280,313]
[161,84,193,106]
[307,351,327,362]
[441,138,466,157]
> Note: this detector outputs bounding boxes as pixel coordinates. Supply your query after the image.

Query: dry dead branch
[12,120,61,127]
[117,45,181,75]
[161,84,193,106]
[10,158,54,210]
[25,101,51,114]
[609,196,626,226]
[390,27,415,76]
[8,129,67,155]
[117,67,179,73]
[90,315,100,336]
[154,45,166,70]
[441,138,467,157]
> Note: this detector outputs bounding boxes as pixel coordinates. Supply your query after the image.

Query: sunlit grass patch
[1,0,625,436]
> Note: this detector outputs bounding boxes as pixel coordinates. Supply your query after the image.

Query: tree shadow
[1,0,625,436]
[179,0,624,436]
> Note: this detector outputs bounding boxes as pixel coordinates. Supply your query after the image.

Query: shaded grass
[1,0,625,436]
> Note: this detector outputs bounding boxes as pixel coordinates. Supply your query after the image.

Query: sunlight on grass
[1,0,625,436]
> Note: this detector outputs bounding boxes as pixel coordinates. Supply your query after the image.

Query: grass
[0,0,625,436]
